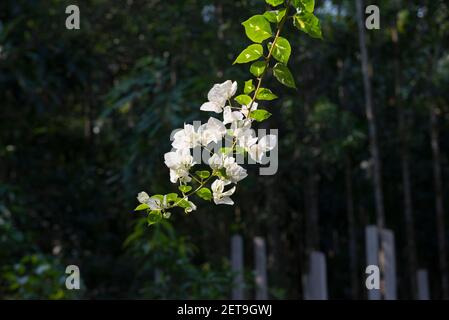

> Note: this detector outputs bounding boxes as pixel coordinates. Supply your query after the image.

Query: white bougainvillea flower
[185,199,197,213]
[164,148,195,183]
[241,102,258,118]
[230,119,252,138]
[137,191,150,204]
[198,117,227,145]
[208,153,247,183]
[137,192,169,210]
[169,168,191,184]
[248,134,277,163]
[200,80,238,113]
[237,128,258,149]
[172,124,198,150]
[211,179,236,205]
[163,212,172,219]
[208,153,226,170]
[223,106,244,125]
[223,156,247,183]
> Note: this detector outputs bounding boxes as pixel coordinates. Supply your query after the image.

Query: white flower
[226,162,248,183]
[223,106,244,125]
[169,168,191,184]
[172,124,198,150]
[198,117,227,146]
[208,153,247,183]
[200,80,237,113]
[230,119,252,138]
[185,200,197,213]
[164,149,195,183]
[248,134,277,163]
[163,212,171,219]
[211,179,236,205]
[237,128,258,149]
[137,193,169,211]
[208,153,225,170]
[223,156,247,183]
[137,191,150,204]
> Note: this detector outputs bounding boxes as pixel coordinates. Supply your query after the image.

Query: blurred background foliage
[0,0,448,299]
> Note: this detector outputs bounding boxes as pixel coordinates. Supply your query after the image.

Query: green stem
[247,1,291,113]
[170,174,215,209]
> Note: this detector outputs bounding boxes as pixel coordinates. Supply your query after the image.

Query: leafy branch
[135,0,323,226]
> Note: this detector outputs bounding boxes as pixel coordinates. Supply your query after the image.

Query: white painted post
[365,225,381,300]
[231,234,244,300]
[417,269,430,300]
[254,237,268,300]
[381,229,397,300]
[305,251,328,300]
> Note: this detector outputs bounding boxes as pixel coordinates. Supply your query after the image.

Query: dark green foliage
[1,0,449,299]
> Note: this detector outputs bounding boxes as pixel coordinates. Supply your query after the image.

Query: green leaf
[235,94,252,105]
[244,80,255,94]
[165,193,178,203]
[266,0,284,6]
[299,0,315,13]
[269,37,291,64]
[273,63,296,88]
[147,211,162,225]
[263,9,286,23]
[152,194,164,202]
[256,88,278,101]
[242,15,272,43]
[250,110,272,122]
[233,44,264,64]
[134,203,149,211]
[177,199,191,208]
[293,12,322,39]
[179,185,192,193]
[197,187,212,201]
[250,61,267,77]
[196,170,211,179]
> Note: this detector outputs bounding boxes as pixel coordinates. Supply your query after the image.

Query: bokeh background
[1,0,449,299]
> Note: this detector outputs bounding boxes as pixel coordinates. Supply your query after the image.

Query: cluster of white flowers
[137,80,277,218]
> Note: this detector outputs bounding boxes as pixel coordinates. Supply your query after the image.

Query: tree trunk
[430,105,448,299]
[392,27,418,298]
[356,0,385,230]
[338,57,359,299]
[356,0,386,298]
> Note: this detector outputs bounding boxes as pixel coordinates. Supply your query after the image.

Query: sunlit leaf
[244,80,255,94]
[269,37,291,64]
[256,88,278,101]
[250,109,272,122]
[134,203,149,211]
[242,15,272,43]
[197,188,212,201]
[293,12,322,39]
[250,61,267,77]
[233,44,264,64]
[235,94,252,105]
[263,8,286,23]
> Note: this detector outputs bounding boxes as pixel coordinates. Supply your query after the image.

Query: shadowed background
[1,0,449,299]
